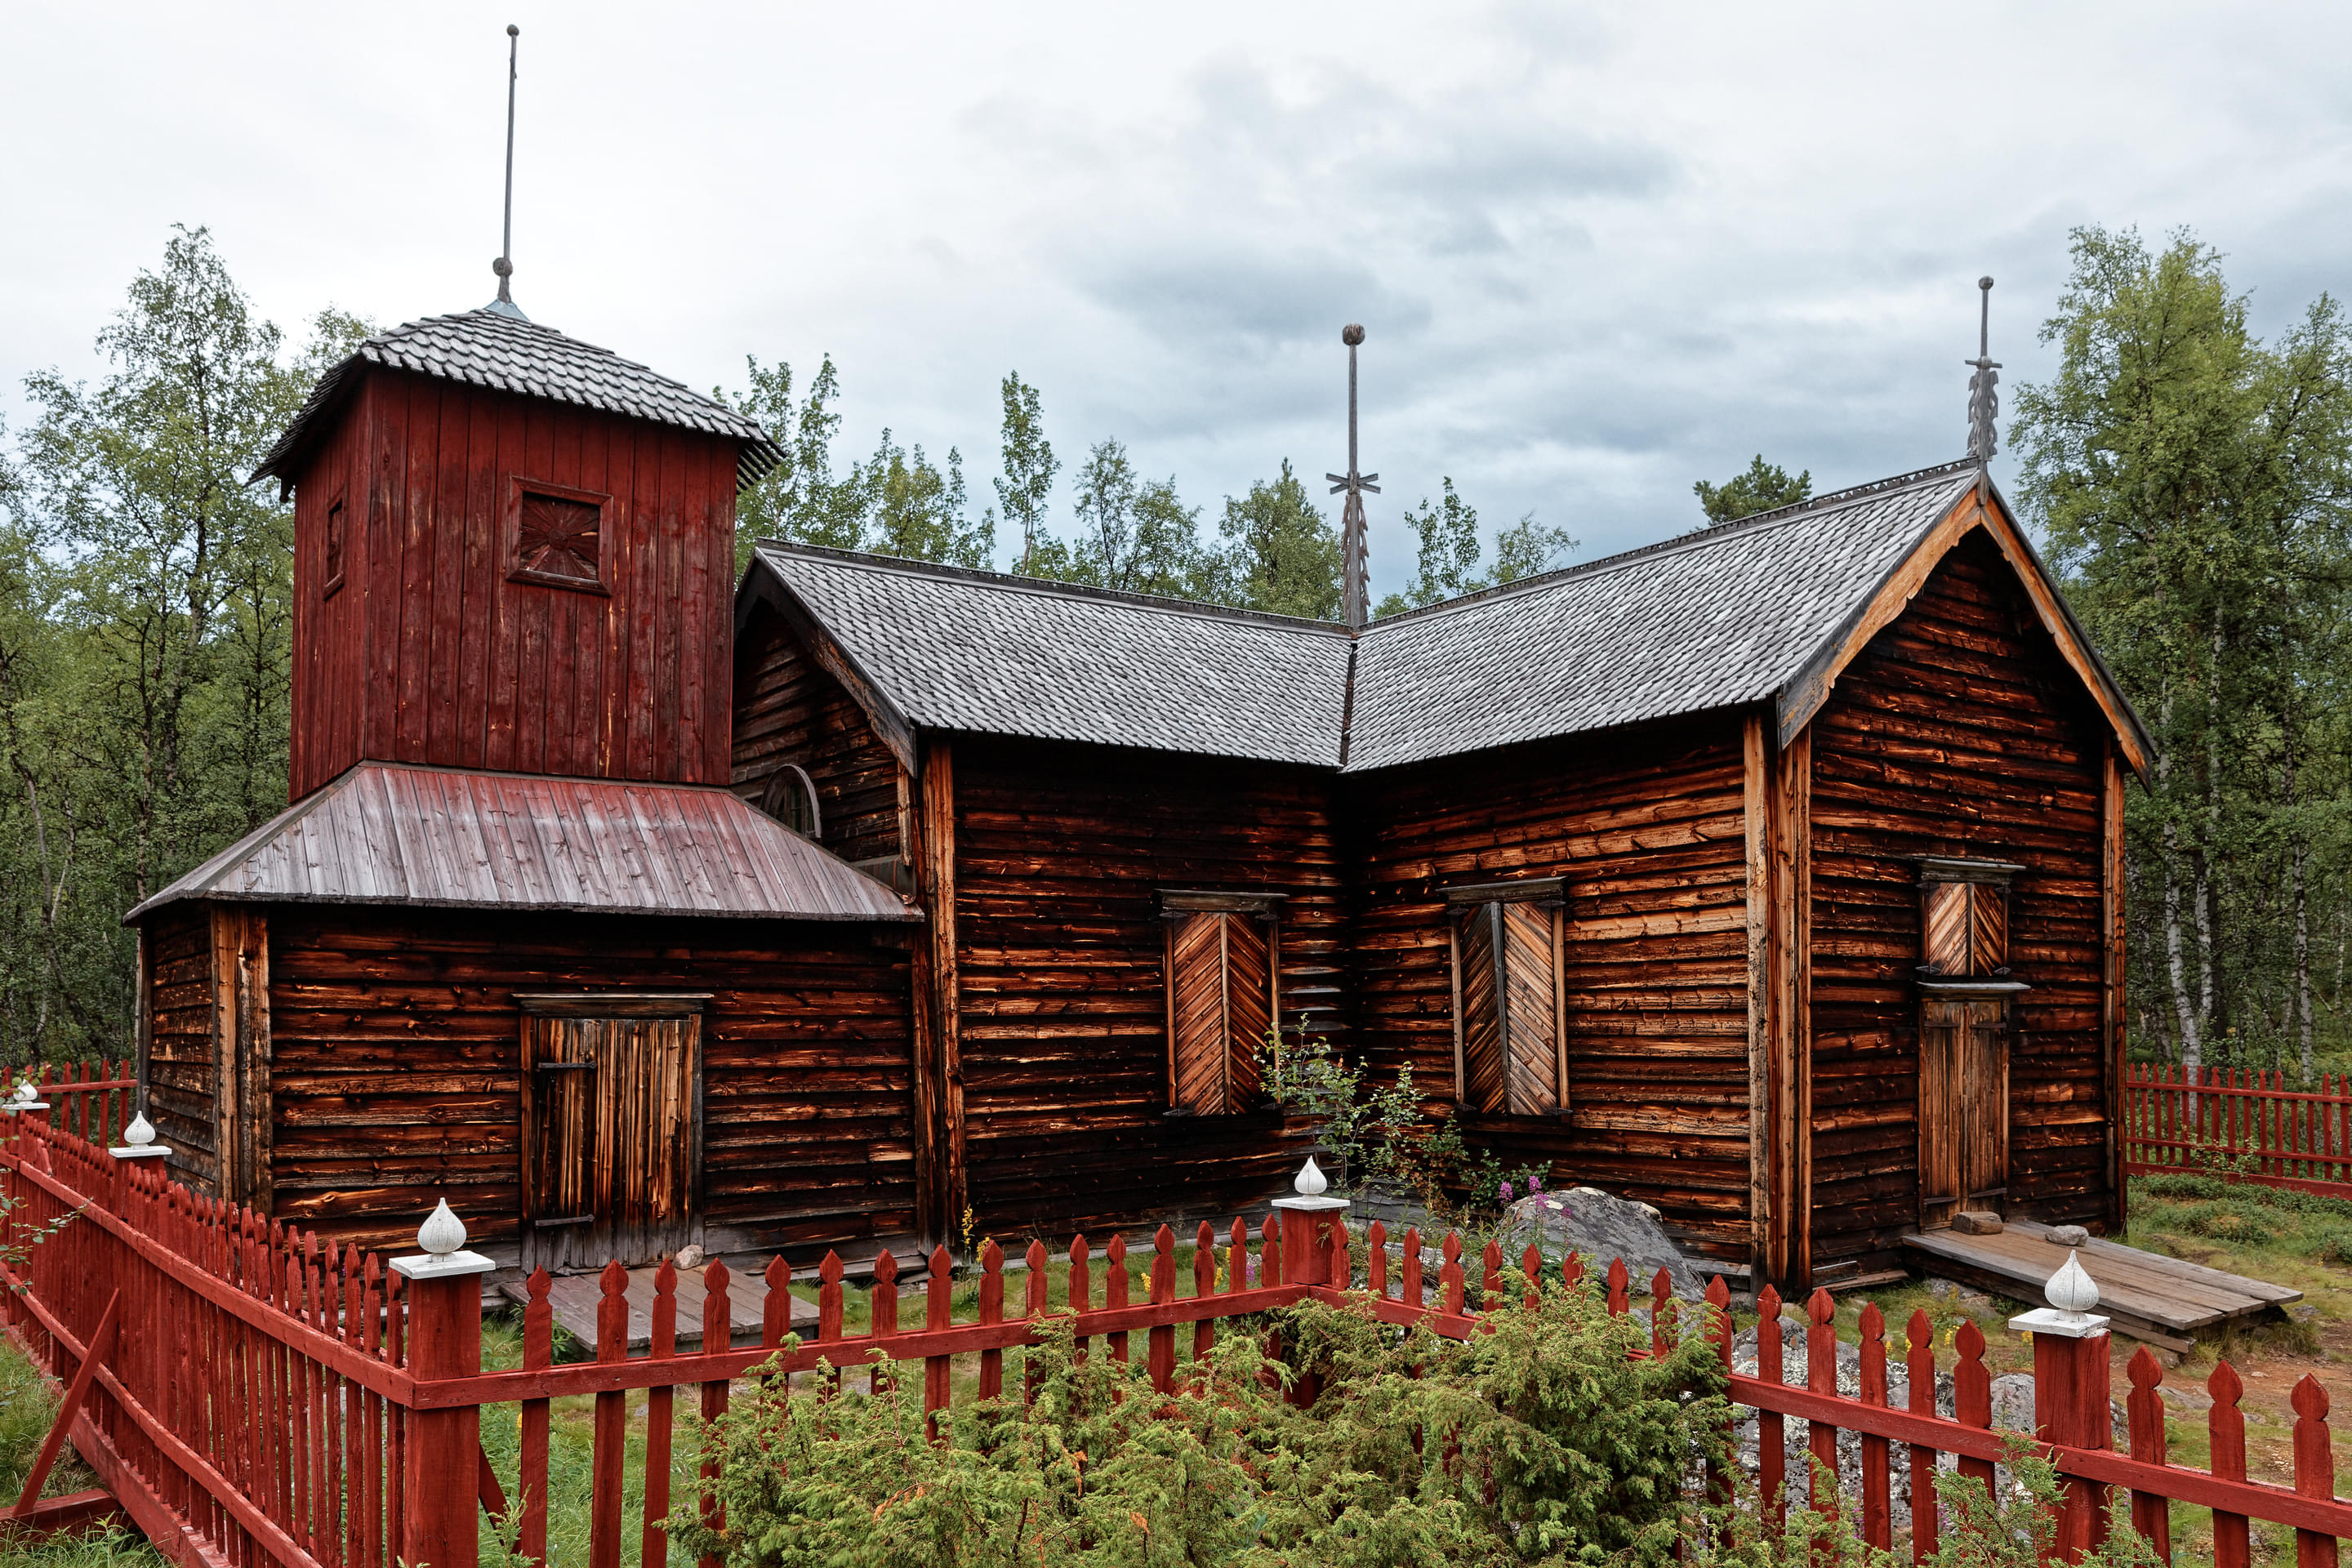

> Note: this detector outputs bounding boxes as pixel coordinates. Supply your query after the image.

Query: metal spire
[488,24,527,319]
[1326,323,1379,629]
[1966,275,1999,465]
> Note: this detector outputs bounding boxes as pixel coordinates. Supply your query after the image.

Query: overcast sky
[6,2,2349,583]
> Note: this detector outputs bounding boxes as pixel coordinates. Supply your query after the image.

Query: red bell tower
[253,306,777,800]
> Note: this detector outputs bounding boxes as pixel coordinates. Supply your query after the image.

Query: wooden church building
[129,296,2150,1294]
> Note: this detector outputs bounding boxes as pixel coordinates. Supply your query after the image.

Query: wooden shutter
[525,1013,598,1237]
[1958,998,2009,1210]
[1455,901,1565,1115]
[1501,902,1564,1115]
[520,995,705,1268]
[1924,881,2008,976]
[1456,906,1506,1111]
[1166,911,1276,1115]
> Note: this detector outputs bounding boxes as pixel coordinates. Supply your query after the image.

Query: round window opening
[760,765,822,839]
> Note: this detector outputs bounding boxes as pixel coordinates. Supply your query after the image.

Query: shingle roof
[253,306,781,490]
[748,460,2109,775]
[752,546,1354,767]
[1344,461,1984,771]
[126,762,915,923]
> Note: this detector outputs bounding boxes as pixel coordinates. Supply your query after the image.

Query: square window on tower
[510,479,611,593]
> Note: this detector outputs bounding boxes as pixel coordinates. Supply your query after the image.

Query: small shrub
[2311,1227,2352,1267]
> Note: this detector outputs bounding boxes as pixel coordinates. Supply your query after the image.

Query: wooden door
[519,996,705,1271]
[1918,997,2009,1229]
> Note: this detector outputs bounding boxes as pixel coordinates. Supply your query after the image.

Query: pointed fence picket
[0,1065,2347,1566]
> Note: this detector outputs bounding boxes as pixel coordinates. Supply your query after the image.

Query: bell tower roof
[252,306,779,495]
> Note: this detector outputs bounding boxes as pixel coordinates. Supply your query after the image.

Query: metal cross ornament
[1327,323,1379,629]
[1966,276,1999,465]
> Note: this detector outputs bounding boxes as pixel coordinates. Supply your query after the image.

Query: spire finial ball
[507,23,519,36]
[1342,323,1365,347]
[1979,274,1994,291]
[492,257,513,278]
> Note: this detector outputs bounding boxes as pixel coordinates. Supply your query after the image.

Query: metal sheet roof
[1344,462,1985,770]
[753,546,1355,768]
[254,306,781,490]
[127,763,915,923]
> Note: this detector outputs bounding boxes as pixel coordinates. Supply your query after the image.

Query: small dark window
[1448,880,1567,1116]
[510,479,610,593]
[760,765,822,838]
[323,497,347,597]
[1160,891,1282,1116]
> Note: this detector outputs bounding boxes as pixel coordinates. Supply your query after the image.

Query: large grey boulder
[1499,1185,1706,1302]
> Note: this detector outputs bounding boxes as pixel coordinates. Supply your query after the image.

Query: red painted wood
[398,1264,479,1568]
[978,1240,1004,1401]
[1105,1234,1130,1367]
[2296,1377,2341,1568]
[924,1244,951,1433]
[1904,1308,1938,1563]
[285,374,743,800]
[644,1259,678,1568]
[1147,1227,1176,1394]
[1757,1285,1786,1533]
[1650,1267,1671,1360]
[697,1258,731,1568]
[871,1249,899,1397]
[12,1289,118,1519]
[519,1267,551,1564]
[1857,1303,1891,1551]
[1192,1223,1217,1374]
[2125,1346,2172,1562]
[1953,1319,1994,1503]
[1806,1290,1840,1530]
[590,1260,627,1568]
[1704,1276,1733,1550]
[1400,1226,1422,1312]
[1067,1235,1089,1366]
[2034,1327,2112,1559]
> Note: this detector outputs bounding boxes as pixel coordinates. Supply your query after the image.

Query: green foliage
[1053,439,1214,598]
[2136,1171,2224,1201]
[863,434,992,568]
[1374,479,1575,617]
[2014,226,2352,1085]
[1258,1033,1544,1229]
[724,352,866,566]
[674,1279,1729,1567]
[1,226,346,1062]
[1691,456,1811,526]
[994,373,1058,576]
[1215,460,1343,620]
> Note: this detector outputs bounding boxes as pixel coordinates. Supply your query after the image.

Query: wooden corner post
[1762,719,1812,1294]
[914,735,967,1245]
[2103,743,2127,1232]
[393,1200,497,1568]
[1743,715,1771,1289]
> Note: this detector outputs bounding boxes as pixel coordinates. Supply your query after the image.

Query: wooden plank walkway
[1902,1218,2299,1353]
[498,1262,818,1352]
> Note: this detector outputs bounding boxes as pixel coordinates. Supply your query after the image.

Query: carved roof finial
[488,25,529,321]
[1326,324,1379,630]
[1966,275,1999,466]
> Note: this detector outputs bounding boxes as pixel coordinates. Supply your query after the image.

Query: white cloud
[4,0,2348,585]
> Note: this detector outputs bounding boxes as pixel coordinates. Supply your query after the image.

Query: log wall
[256,904,917,1258]
[141,904,218,1191]
[1807,528,2115,1272]
[1345,718,1757,1266]
[730,605,909,873]
[949,735,1343,1236]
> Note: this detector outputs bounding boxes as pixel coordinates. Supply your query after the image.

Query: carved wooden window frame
[1446,878,1569,1117]
[507,475,613,595]
[1158,890,1283,1116]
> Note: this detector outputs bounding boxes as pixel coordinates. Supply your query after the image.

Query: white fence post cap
[110,1108,168,1160]
[2008,1248,2109,1339]
[1272,1154,1350,1214]
[390,1196,496,1280]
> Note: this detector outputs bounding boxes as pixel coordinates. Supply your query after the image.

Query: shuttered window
[1160,892,1281,1116]
[1918,860,2018,978]
[1448,880,1567,1116]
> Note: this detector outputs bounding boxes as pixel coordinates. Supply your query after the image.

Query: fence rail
[0,1059,2344,1566]
[2123,1062,2352,1198]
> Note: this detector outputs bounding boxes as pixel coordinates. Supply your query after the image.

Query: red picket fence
[2123,1062,2352,1199]
[0,1064,2346,1566]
